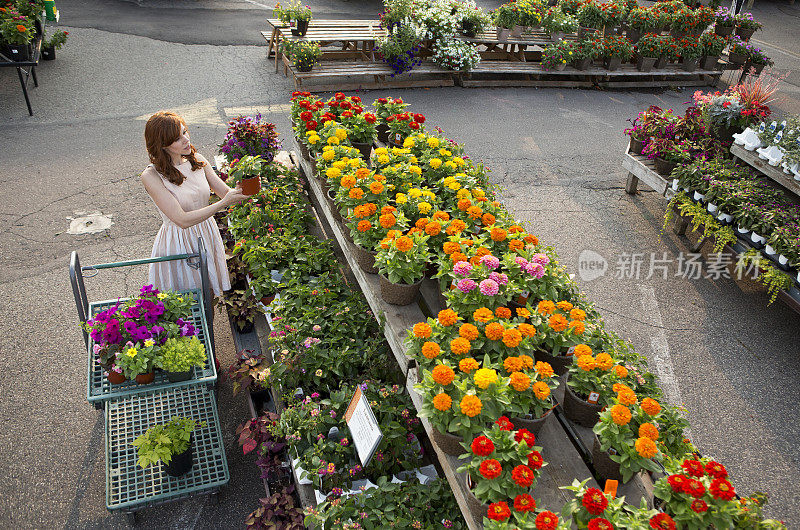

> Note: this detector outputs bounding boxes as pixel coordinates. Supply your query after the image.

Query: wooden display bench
[286,60,455,91]
[730,143,800,198]
[296,141,658,529]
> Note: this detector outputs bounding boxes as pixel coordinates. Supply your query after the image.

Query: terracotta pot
[636,55,656,72]
[429,426,466,455]
[351,241,378,274]
[592,435,623,482]
[715,24,734,37]
[510,408,553,436]
[135,372,155,384]
[379,274,422,305]
[241,176,261,196]
[629,136,646,155]
[562,379,603,427]
[533,348,572,375]
[107,371,127,385]
[465,475,490,522]
[654,157,677,176]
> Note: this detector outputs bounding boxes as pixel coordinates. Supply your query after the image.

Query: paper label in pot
[587,392,600,404]
[566,346,576,356]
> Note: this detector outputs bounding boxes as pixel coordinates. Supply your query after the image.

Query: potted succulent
[132,416,204,477]
[678,37,703,71]
[227,155,264,196]
[734,11,761,41]
[286,40,321,72]
[40,29,67,60]
[374,232,430,305]
[0,14,34,61]
[699,32,726,70]
[274,0,312,36]
[714,6,735,36]
[576,2,603,39]
[457,423,545,523]
[634,33,662,72]
[156,335,207,382]
[115,340,157,384]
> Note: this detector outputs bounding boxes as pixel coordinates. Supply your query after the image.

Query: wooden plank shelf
[622,144,676,198]
[730,143,800,198]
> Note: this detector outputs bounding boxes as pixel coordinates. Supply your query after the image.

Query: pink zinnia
[480,255,500,270]
[514,256,529,268]
[479,278,499,296]
[532,253,550,266]
[457,279,477,292]
[489,271,509,286]
[453,261,473,276]
[525,262,545,279]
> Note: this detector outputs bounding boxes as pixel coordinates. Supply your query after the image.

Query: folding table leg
[32,65,38,87]
[16,67,33,116]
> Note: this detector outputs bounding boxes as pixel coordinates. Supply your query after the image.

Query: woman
[142,111,247,295]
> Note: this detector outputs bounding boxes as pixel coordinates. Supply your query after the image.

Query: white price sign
[344,387,383,467]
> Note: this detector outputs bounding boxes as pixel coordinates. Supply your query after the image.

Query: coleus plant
[244,485,305,530]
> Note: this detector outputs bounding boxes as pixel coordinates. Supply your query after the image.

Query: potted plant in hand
[678,37,703,71]
[274,0,313,36]
[132,416,205,477]
[115,340,157,384]
[41,29,67,60]
[374,232,429,305]
[227,155,263,196]
[0,14,34,61]
[699,32,725,70]
[714,6,735,36]
[734,11,761,41]
[634,33,662,72]
[457,422,545,523]
[156,335,207,382]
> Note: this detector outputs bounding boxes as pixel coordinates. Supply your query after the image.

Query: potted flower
[542,10,578,42]
[372,97,408,142]
[155,335,207,382]
[516,0,543,31]
[219,113,281,164]
[493,3,518,41]
[461,6,492,37]
[598,1,624,35]
[693,6,715,35]
[745,45,773,76]
[503,359,559,434]
[576,2,604,39]
[559,479,630,528]
[678,37,703,72]
[699,32,726,70]
[338,111,377,159]
[571,38,598,70]
[563,348,630,427]
[669,5,695,38]
[274,0,312,36]
[346,204,408,274]
[643,137,691,176]
[217,286,264,332]
[599,35,633,71]
[40,29,67,60]
[432,39,482,72]
[714,6,735,36]
[0,14,34,61]
[531,300,592,374]
[132,416,204,477]
[287,40,321,72]
[541,41,572,71]
[115,340,157,384]
[374,231,430,305]
[457,423,545,523]
[592,391,664,483]
[656,35,680,68]
[227,155,264,196]
[625,7,655,43]
[727,36,749,65]
[734,11,761,41]
[634,33,662,72]
[386,112,424,147]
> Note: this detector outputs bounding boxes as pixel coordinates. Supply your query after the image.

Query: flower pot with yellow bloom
[114,340,158,384]
[375,232,430,305]
[531,300,593,374]
[457,422,545,522]
[504,359,559,435]
[564,353,630,428]
[592,393,664,483]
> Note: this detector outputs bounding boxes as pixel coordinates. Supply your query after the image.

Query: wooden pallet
[297,140,658,529]
[288,60,455,91]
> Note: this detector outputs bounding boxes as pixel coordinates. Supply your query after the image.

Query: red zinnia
[305,120,317,131]
[340,101,351,110]
[351,95,361,103]
[328,101,339,108]
[666,474,688,493]
[705,460,728,479]
[691,499,708,513]
[409,121,420,130]
[479,459,502,480]
[364,113,377,124]
[685,479,706,498]
[527,450,543,469]
[341,110,353,118]
[414,113,425,123]
[377,97,388,104]
[535,511,559,530]
[514,493,535,512]
[511,465,535,487]
[299,111,312,121]
[334,92,345,100]
[514,428,536,447]
[495,416,514,431]
[386,115,395,122]
[649,513,676,530]
[581,487,608,515]
[486,501,511,521]
[352,106,363,114]
[471,436,495,457]
[710,478,736,500]
[588,518,614,530]
[681,459,705,478]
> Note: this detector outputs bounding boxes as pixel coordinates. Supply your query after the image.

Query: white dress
[147,161,230,296]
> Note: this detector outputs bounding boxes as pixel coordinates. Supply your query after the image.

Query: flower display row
[0,0,47,60]
[287,90,785,527]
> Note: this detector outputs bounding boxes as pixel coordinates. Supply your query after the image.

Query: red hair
[144,111,204,185]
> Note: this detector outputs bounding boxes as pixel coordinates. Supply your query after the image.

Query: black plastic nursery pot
[164,435,194,477]
[291,19,309,36]
[166,370,192,382]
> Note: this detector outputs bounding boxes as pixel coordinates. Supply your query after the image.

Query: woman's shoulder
[141,164,162,182]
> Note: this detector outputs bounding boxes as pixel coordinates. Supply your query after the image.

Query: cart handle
[69,237,213,349]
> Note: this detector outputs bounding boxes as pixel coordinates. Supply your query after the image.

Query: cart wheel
[208,492,220,505]
[125,511,137,526]
[93,402,103,410]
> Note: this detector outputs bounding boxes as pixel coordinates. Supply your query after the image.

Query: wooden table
[460,28,574,61]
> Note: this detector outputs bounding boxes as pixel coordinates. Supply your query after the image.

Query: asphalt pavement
[1,0,799,528]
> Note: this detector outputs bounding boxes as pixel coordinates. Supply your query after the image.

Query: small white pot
[693,191,705,202]
[797,270,800,283]
[672,179,679,191]
[736,225,750,234]
[707,203,718,214]
[751,232,766,244]
[717,211,733,223]
[778,254,789,266]
[765,244,776,256]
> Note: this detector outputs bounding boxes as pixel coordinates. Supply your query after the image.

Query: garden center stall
[264,0,771,91]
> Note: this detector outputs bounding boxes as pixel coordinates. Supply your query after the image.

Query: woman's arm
[141,167,246,229]
[197,153,235,199]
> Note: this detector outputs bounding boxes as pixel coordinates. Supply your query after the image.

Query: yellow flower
[447,181,461,191]
[456,188,471,199]
[403,137,415,148]
[144,340,155,347]
[326,167,341,179]
[439,148,452,157]
[335,128,348,141]
[332,161,347,169]
[374,147,388,155]
[322,150,335,161]
[429,158,442,169]
[474,368,498,389]
[427,137,440,148]
[157,292,168,300]
[308,135,320,145]
[348,158,361,168]
[395,193,407,204]
[409,155,418,164]
[326,136,339,145]
[126,347,138,358]
[306,130,316,137]
[453,157,465,167]
[445,161,457,170]
[409,165,422,176]
[460,395,482,417]
[378,154,390,165]
[417,202,432,215]
[408,188,423,199]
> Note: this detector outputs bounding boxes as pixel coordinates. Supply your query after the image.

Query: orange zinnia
[508,239,524,251]
[473,307,494,323]
[431,365,455,386]
[379,213,396,228]
[457,199,472,211]
[433,393,452,411]
[340,175,356,188]
[357,220,371,232]
[415,217,430,229]
[450,337,471,356]
[503,356,523,373]
[425,221,441,236]
[485,322,504,341]
[447,219,467,235]
[467,206,482,219]
[459,323,479,341]
[518,323,536,337]
[395,236,413,252]
[495,307,511,319]
[443,241,461,255]
[451,252,468,263]
[432,210,450,221]
[348,187,364,199]
[421,341,441,359]
[548,314,568,332]
[459,357,479,373]
[438,309,458,326]
[537,300,555,315]
[524,234,538,245]
[641,398,661,416]
[369,181,384,194]
[510,372,531,392]
[482,213,496,226]
[413,322,432,338]
[502,328,522,348]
